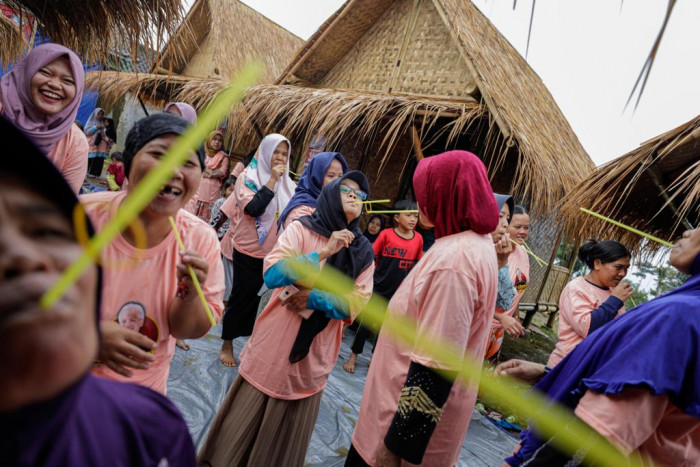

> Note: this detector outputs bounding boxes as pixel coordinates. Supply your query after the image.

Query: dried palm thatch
[560,114,700,254]
[275,0,594,217]
[228,83,486,161]
[0,13,25,66]
[154,0,303,83]
[2,1,185,65]
[84,71,223,110]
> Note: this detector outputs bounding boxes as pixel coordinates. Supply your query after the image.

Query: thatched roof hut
[0,0,184,65]
[227,0,595,320]
[560,114,700,254]
[0,12,25,66]
[85,0,304,107]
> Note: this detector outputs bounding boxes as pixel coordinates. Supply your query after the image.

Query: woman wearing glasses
[199,172,375,467]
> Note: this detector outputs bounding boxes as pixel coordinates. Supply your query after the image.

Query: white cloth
[242,133,296,244]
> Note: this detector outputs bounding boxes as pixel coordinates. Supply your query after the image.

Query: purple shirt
[0,374,195,466]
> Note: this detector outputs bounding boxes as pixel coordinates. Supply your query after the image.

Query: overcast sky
[227,0,699,167]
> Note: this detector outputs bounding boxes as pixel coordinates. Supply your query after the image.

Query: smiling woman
[0,44,88,193]
[80,113,225,395]
[547,239,633,367]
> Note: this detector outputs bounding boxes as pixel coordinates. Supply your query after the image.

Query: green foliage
[632,261,689,298]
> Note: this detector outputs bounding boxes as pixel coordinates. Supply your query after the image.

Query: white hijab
[243,133,296,244]
[85,107,105,132]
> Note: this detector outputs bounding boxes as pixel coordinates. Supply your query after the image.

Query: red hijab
[413,150,499,238]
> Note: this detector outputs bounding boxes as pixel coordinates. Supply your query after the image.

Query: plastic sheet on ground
[167,324,517,466]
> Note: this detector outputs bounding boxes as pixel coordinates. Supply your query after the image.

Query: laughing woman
[0,43,88,192]
[82,113,225,395]
[199,171,375,467]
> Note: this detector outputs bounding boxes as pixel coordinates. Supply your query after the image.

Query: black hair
[222,176,236,192]
[242,150,256,167]
[74,120,84,132]
[394,199,417,211]
[111,151,123,162]
[513,205,528,216]
[578,239,631,269]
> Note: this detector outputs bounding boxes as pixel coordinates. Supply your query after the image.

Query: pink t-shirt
[548,277,625,367]
[228,174,280,259]
[575,388,700,466]
[352,230,498,466]
[282,204,315,230]
[219,192,237,261]
[48,123,89,193]
[195,151,230,205]
[83,191,225,394]
[238,221,374,400]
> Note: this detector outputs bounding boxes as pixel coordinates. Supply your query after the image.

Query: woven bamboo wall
[521,216,561,306]
[319,0,475,98]
[182,31,218,77]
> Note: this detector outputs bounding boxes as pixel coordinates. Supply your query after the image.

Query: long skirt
[198,377,322,467]
[221,249,264,340]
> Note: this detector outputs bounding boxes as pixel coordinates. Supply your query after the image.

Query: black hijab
[123,113,205,178]
[291,171,375,362]
[362,214,387,243]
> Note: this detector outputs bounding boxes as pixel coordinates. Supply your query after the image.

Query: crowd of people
[1,43,699,467]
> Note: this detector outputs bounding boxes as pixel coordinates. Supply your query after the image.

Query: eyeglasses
[339,184,368,201]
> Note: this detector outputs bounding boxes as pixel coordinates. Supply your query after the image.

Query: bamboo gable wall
[319,0,476,98]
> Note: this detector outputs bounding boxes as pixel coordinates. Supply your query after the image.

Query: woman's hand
[611,281,634,303]
[319,230,355,260]
[175,249,209,298]
[495,233,513,267]
[495,359,545,385]
[497,314,525,337]
[285,289,311,313]
[98,320,157,377]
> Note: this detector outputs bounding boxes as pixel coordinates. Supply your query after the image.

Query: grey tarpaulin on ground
[167,321,516,465]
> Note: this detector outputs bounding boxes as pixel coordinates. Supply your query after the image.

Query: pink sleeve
[263,221,306,274]
[283,205,313,229]
[220,192,237,218]
[192,224,226,322]
[56,127,89,193]
[219,153,229,175]
[560,288,594,337]
[231,162,245,178]
[234,176,255,211]
[410,269,476,370]
[575,388,669,455]
[347,262,375,322]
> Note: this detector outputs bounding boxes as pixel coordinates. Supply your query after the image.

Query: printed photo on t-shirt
[115,301,160,352]
[514,267,528,294]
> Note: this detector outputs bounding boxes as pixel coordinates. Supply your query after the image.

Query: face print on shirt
[115,301,160,352]
[514,267,528,294]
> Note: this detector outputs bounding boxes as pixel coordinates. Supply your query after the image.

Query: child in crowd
[106,152,125,191]
[343,200,423,373]
[210,177,237,240]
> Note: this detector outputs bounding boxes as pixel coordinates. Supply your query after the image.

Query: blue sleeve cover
[307,289,349,320]
[588,295,624,333]
[263,252,320,289]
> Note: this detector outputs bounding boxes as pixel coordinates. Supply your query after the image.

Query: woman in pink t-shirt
[347,150,500,467]
[218,134,296,367]
[0,43,88,193]
[548,239,633,367]
[187,130,229,222]
[199,172,375,466]
[84,113,225,394]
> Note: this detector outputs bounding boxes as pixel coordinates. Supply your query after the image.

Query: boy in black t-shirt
[343,200,423,373]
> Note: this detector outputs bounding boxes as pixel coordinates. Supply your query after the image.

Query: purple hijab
[0,44,85,154]
[164,102,197,124]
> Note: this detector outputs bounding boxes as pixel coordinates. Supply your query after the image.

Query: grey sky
[231,0,699,167]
